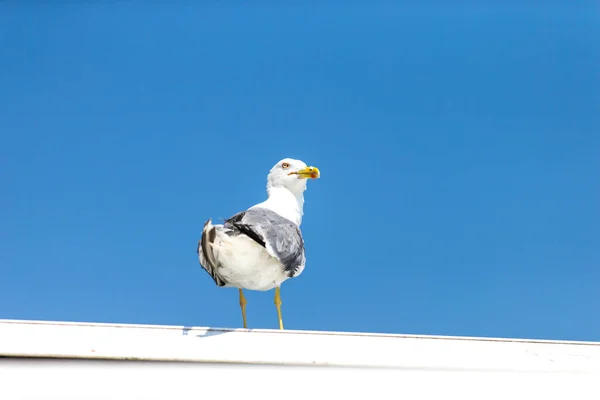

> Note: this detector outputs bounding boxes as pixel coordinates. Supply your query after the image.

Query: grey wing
[224,208,306,277]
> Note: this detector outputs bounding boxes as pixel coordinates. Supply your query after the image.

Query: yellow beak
[291,166,320,179]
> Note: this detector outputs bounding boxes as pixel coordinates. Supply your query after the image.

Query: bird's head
[266,158,320,194]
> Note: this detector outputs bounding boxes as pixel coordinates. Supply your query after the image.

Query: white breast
[212,227,290,291]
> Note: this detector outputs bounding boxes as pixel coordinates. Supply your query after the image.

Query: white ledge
[1,319,599,371]
[1,319,599,399]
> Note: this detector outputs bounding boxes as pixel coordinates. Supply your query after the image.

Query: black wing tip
[199,219,228,287]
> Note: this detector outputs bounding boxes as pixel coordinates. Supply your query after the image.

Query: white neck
[251,186,305,226]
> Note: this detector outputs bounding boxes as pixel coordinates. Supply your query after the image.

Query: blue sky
[1,2,598,341]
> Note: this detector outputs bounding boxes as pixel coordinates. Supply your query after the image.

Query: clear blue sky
[1,2,598,341]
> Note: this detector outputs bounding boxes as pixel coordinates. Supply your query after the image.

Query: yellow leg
[239,288,247,329]
[274,286,284,330]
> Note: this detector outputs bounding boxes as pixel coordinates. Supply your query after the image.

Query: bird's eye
[282,162,290,169]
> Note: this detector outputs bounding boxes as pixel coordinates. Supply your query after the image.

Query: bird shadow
[180,326,233,338]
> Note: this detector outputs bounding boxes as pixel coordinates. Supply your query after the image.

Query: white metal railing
[0,319,598,399]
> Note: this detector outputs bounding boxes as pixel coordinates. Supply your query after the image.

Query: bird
[197,158,320,330]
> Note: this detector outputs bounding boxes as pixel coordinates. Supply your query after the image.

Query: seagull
[197,158,320,330]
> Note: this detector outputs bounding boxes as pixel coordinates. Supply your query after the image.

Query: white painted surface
[0,319,599,399]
